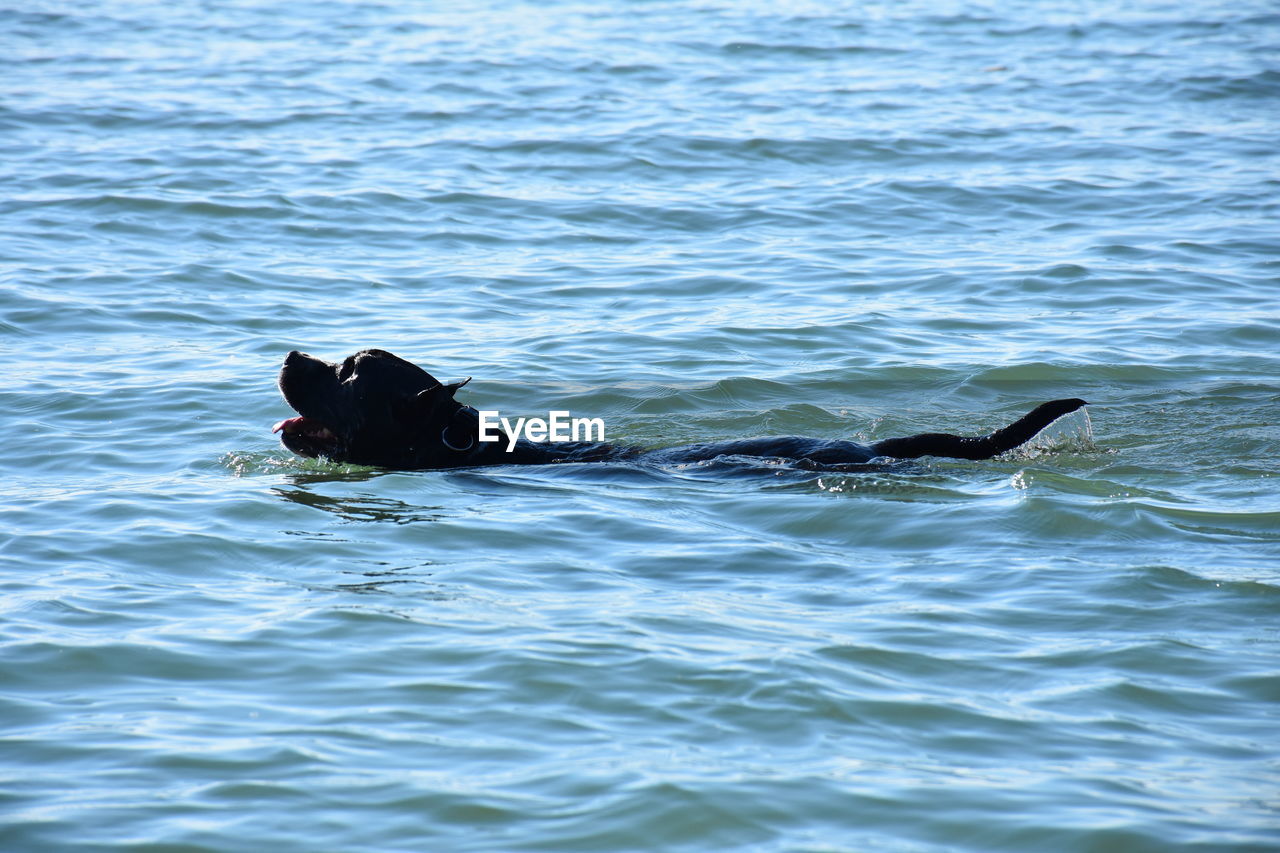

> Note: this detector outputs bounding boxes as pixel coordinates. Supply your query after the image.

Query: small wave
[220,450,375,480]
[717,41,909,59]
[32,193,296,220]
[1132,502,1280,541]
[1177,69,1280,101]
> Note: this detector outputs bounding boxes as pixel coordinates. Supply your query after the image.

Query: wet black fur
[276,349,1088,470]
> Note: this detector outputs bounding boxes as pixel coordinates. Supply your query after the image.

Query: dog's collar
[441,405,478,452]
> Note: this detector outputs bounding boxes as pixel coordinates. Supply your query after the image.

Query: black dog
[274,349,1088,469]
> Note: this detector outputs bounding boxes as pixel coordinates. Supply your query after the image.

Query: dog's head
[274,349,497,469]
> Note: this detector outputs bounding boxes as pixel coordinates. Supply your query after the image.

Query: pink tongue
[272,417,305,434]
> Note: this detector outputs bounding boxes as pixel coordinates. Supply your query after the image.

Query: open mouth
[272,415,341,458]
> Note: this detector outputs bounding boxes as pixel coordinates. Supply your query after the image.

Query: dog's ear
[405,384,448,420]
[413,377,471,404]
[408,381,479,452]
[409,378,473,421]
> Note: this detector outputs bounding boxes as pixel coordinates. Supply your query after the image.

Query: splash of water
[1008,405,1096,459]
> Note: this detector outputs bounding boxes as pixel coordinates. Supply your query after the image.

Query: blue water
[3,1,1278,850]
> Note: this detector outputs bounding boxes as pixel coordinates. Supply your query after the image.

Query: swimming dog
[274,349,1087,469]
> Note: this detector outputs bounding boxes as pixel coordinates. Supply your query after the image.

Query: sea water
[2,1,1278,850]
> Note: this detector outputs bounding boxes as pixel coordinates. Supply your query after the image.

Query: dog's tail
[868,398,1088,461]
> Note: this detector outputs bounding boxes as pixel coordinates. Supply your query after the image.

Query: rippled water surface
[3,1,1278,850]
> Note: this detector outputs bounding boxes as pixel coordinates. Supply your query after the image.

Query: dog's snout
[283,350,331,373]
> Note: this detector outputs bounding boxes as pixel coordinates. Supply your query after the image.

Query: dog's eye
[338,356,356,382]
